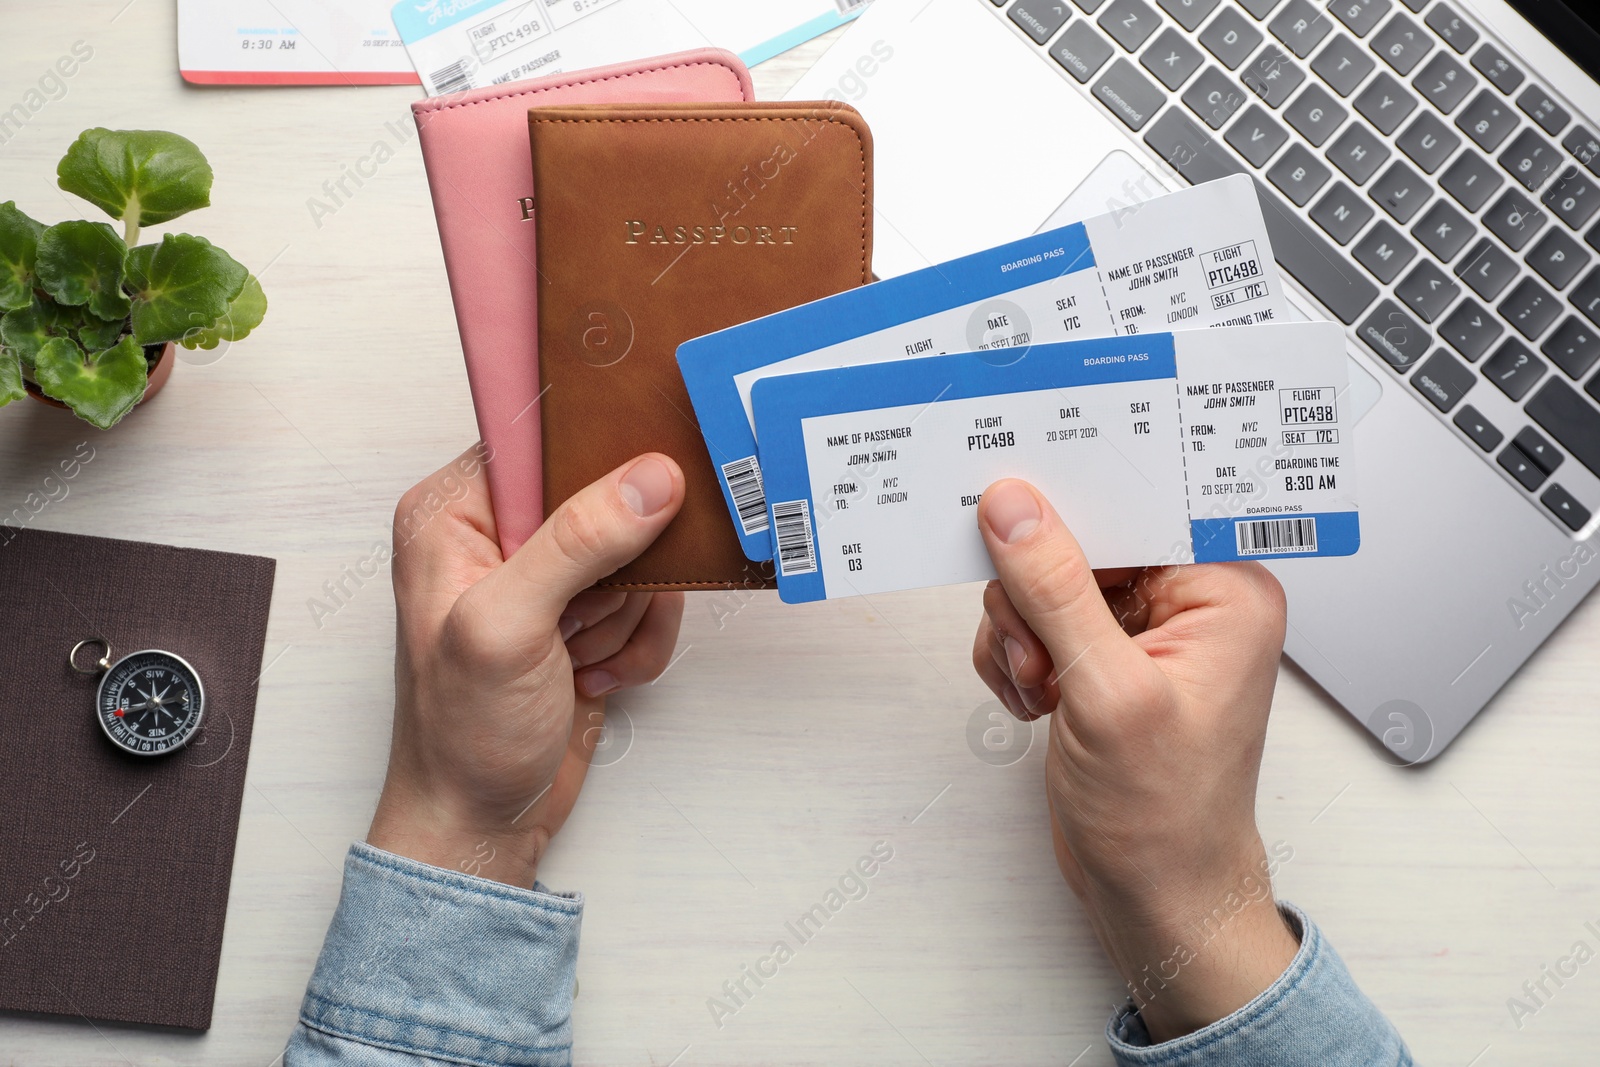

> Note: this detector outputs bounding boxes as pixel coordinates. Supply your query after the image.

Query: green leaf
[125,234,247,345]
[57,129,213,228]
[77,313,127,353]
[35,220,132,321]
[34,335,148,429]
[180,273,266,349]
[0,201,47,312]
[0,296,79,367]
[0,344,25,407]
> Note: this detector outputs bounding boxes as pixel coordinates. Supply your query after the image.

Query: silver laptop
[790,0,1600,761]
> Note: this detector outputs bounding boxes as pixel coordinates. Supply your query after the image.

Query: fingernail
[985,481,1041,544]
[620,456,674,517]
[580,670,618,697]
[1018,684,1045,710]
[1003,635,1028,679]
[559,615,583,641]
[1000,682,1027,720]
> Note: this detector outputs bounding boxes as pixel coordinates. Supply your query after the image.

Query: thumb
[977,479,1146,701]
[472,454,685,648]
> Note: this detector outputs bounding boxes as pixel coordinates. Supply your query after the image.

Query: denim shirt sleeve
[1106,902,1412,1067]
[284,842,583,1067]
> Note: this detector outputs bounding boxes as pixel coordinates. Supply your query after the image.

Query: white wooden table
[3,4,1598,1064]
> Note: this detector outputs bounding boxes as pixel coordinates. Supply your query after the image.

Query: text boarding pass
[749,323,1359,604]
[675,175,1288,563]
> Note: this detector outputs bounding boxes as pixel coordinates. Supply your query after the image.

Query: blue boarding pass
[677,174,1287,562]
[749,322,1359,604]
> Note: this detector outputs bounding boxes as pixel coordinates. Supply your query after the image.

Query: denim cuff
[1106,901,1411,1067]
[294,842,584,1067]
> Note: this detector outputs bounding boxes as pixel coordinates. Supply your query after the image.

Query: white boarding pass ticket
[749,322,1359,603]
[675,174,1289,562]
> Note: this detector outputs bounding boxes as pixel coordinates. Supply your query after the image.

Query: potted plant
[0,128,267,429]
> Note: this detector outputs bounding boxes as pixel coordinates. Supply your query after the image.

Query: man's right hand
[970,477,1300,1042]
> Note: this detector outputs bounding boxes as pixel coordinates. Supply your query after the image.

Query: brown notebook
[530,101,873,590]
[0,527,275,1030]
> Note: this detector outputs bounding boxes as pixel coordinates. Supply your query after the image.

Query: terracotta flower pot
[24,341,175,414]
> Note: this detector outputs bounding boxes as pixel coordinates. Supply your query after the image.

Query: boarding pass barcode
[720,456,770,535]
[1235,517,1317,556]
[429,59,475,95]
[773,500,818,576]
[834,0,871,12]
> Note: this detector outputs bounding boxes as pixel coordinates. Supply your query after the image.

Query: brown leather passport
[530,101,873,590]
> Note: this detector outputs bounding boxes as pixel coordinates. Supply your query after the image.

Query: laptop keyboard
[989,0,1600,534]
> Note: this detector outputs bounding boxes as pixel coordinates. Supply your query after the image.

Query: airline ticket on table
[178,0,417,85]
[749,323,1359,604]
[676,175,1289,562]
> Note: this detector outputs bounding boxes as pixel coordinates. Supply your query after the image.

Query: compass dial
[96,651,204,756]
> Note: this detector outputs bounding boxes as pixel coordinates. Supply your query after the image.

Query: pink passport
[413,50,754,555]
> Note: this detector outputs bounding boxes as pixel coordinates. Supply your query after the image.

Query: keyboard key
[1483,189,1547,251]
[1329,0,1390,38]
[1411,53,1474,114]
[1439,148,1503,210]
[1513,426,1563,474]
[1543,317,1600,378]
[1098,0,1161,50]
[1424,3,1478,55]
[1411,199,1474,261]
[1311,181,1375,242]
[1440,297,1503,360]
[1370,13,1432,75]
[1528,377,1600,477]
[1073,0,1110,12]
[1010,0,1073,43]
[1455,404,1503,449]
[1396,0,1425,12]
[1242,44,1305,107]
[1563,126,1600,173]
[1225,105,1291,165]
[1199,8,1262,69]
[1484,337,1547,399]
[1396,260,1460,321]
[1541,483,1592,530]
[1184,65,1250,128]
[1411,348,1476,410]
[1311,34,1375,96]
[1354,219,1417,281]
[1141,110,1379,321]
[1285,84,1346,145]
[1541,167,1599,230]
[1500,277,1561,339]
[1516,86,1570,137]
[1498,442,1548,490]
[1238,0,1281,19]
[1456,90,1519,151]
[1326,121,1390,183]
[1269,0,1332,57]
[1269,142,1332,204]
[1527,228,1590,290]
[1354,72,1417,134]
[1396,112,1460,173]
[1141,28,1204,89]
[1370,160,1431,222]
[1499,128,1561,192]
[1357,299,1429,367]
[1156,0,1219,31]
[1573,267,1600,326]
[1455,238,1519,299]
[1052,21,1116,82]
[1093,59,1166,129]
[1471,43,1525,95]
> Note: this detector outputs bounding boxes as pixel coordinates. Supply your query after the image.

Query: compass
[70,639,205,756]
